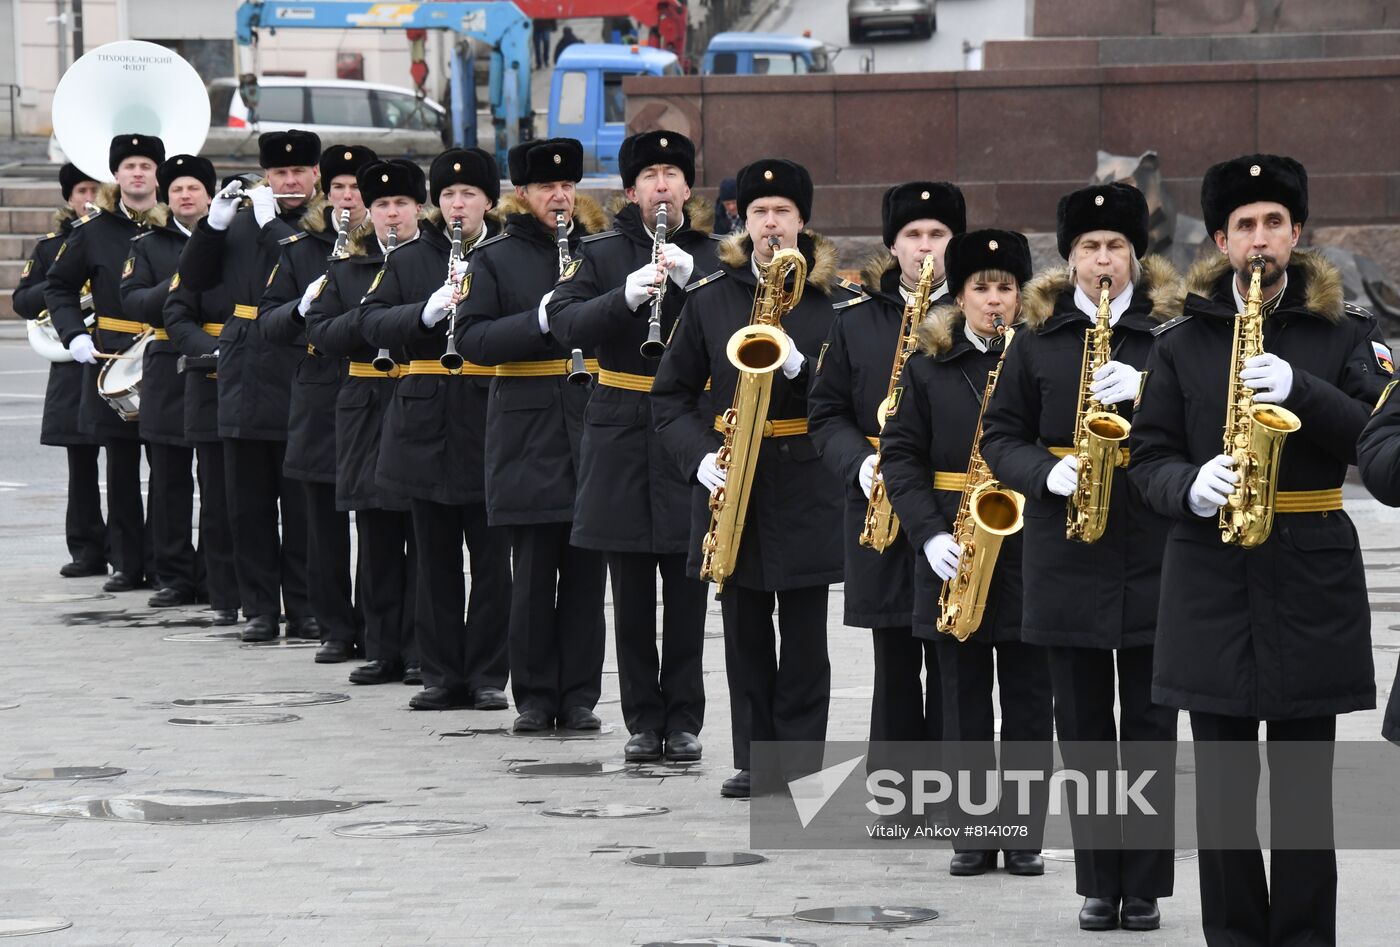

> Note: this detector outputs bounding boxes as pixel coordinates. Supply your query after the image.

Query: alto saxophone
[860,253,937,553]
[700,236,806,592]
[938,317,1025,641]
[1065,276,1132,544]
[1219,256,1301,546]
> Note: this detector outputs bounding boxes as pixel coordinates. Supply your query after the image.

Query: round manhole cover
[163,630,242,642]
[332,820,486,839]
[507,762,624,777]
[171,692,349,708]
[628,851,767,868]
[3,766,125,781]
[540,804,669,819]
[792,906,938,926]
[0,917,74,937]
[168,713,302,727]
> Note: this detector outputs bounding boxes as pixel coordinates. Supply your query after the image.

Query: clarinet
[639,201,668,359]
[439,218,467,373]
[371,227,398,372]
[558,211,591,385]
[327,208,352,261]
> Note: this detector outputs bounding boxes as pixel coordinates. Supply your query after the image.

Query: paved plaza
[1,329,1398,945]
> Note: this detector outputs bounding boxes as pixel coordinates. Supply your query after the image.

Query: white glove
[1046,453,1079,497]
[451,258,470,284]
[537,290,554,334]
[298,275,326,317]
[1089,360,1143,406]
[697,451,727,492]
[422,282,456,328]
[206,182,241,231]
[1188,453,1238,518]
[659,242,694,288]
[1240,353,1293,404]
[923,533,962,582]
[624,263,663,310]
[781,344,805,380]
[857,453,880,500]
[248,186,278,228]
[68,333,97,364]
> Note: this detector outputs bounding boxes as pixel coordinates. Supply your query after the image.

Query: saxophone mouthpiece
[1248,255,1267,271]
[767,235,781,251]
[1098,275,1112,289]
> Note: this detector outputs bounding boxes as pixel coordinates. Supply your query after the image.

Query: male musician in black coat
[809,181,964,759]
[47,134,166,592]
[120,154,215,610]
[880,230,1052,877]
[177,130,321,643]
[1130,155,1389,947]
[651,158,860,798]
[358,147,509,705]
[1357,384,1400,746]
[548,130,718,762]
[260,143,376,660]
[980,183,1181,932]
[13,162,105,578]
[456,137,609,730]
[306,158,426,687]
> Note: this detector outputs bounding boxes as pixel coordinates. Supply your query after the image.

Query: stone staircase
[0,179,62,320]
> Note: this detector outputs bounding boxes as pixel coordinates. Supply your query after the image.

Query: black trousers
[193,441,238,611]
[357,508,417,666]
[222,438,309,620]
[303,481,356,644]
[871,627,940,743]
[101,437,146,579]
[412,499,511,694]
[719,584,831,771]
[607,551,706,737]
[1190,712,1337,947]
[147,442,195,594]
[1046,644,1178,899]
[64,443,106,568]
[938,638,1054,851]
[508,522,606,716]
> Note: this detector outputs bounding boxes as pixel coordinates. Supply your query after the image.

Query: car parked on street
[848,0,936,41]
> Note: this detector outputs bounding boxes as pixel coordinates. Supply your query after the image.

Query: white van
[208,77,447,135]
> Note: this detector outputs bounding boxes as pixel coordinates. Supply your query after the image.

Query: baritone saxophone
[699,237,806,592]
[1219,255,1300,547]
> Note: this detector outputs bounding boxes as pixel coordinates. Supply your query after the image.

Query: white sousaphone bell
[29,41,210,364]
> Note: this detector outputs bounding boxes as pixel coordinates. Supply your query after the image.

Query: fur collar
[494,193,609,235]
[915,302,964,356]
[1177,249,1344,323]
[715,230,841,294]
[603,193,716,235]
[92,183,169,228]
[52,205,78,230]
[860,250,900,292]
[1021,254,1181,329]
[343,219,386,258]
[297,194,334,234]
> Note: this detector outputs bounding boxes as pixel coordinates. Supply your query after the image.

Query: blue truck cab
[548,44,681,175]
[701,32,832,75]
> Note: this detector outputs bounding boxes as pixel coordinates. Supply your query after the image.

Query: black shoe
[409,686,472,711]
[315,641,352,664]
[209,609,240,626]
[512,708,552,732]
[472,686,508,711]
[1120,897,1160,932]
[402,664,423,686]
[60,560,106,578]
[625,731,663,762]
[1079,897,1120,932]
[239,614,279,642]
[147,587,194,608]
[664,731,702,762]
[720,770,751,798]
[285,617,322,640]
[350,660,404,685]
[949,850,997,876]
[560,706,601,730]
[1004,850,1045,876]
[102,572,141,592]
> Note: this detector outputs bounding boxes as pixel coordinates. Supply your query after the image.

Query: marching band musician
[119,154,215,611]
[1357,383,1400,747]
[455,138,610,732]
[979,183,1181,932]
[357,147,507,704]
[45,133,167,594]
[877,230,1051,876]
[651,158,860,799]
[808,181,965,762]
[176,130,321,644]
[12,163,106,579]
[546,130,719,763]
[1130,155,1388,947]
[304,159,425,691]
[260,143,377,662]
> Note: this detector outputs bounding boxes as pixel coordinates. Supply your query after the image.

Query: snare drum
[97,331,154,421]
